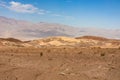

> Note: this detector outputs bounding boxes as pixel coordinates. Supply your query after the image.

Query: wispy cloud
[0,0,74,19]
[52,14,63,17]
[0,1,47,14]
[0,0,7,7]
[52,13,75,20]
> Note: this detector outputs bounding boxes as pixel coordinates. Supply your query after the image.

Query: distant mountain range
[0,16,120,40]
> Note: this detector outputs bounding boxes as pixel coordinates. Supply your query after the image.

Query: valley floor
[0,47,120,80]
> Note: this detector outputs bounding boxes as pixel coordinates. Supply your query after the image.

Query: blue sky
[0,0,120,28]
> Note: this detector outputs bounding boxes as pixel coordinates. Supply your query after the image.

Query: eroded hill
[0,36,120,48]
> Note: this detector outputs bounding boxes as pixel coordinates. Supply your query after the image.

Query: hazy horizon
[0,0,120,29]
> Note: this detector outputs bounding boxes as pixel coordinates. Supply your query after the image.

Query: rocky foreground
[0,36,120,80]
[0,47,120,80]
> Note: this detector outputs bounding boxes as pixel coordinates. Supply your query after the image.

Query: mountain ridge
[0,16,120,40]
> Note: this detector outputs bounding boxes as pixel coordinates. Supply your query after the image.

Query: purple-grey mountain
[0,16,120,40]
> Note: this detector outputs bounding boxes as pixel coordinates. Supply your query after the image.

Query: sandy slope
[0,36,120,48]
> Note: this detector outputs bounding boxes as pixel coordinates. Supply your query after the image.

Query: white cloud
[0,1,47,14]
[0,1,74,19]
[8,1,38,13]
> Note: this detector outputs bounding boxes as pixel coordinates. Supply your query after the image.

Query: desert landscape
[0,36,120,80]
[0,0,120,79]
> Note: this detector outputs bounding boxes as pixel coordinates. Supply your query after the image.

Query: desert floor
[0,47,120,80]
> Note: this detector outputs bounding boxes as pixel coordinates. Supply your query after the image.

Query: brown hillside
[76,36,109,41]
[0,38,22,42]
